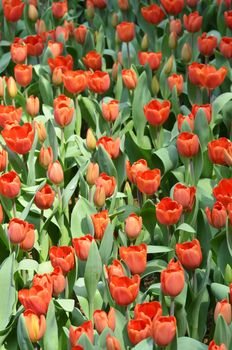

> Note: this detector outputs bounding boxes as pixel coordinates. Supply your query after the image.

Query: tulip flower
[97,137,120,159]
[141,4,165,25]
[39,146,53,169]
[93,307,115,334]
[173,183,196,212]
[119,244,147,275]
[161,0,184,15]
[0,105,22,128]
[156,197,183,226]
[87,71,110,94]
[52,1,68,18]
[126,159,148,184]
[0,171,21,199]
[69,321,94,346]
[83,51,102,71]
[34,184,55,210]
[91,210,110,240]
[125,213,142,240]
[116,22,135,42]
[214,299,232,325]
[198,33,217,57]
[72,235,95,261]
[74,25,87,44]
[18,285,52,315]
[161,259,185,297]
[127,318,151,345]
[143,99,171,126]
[208,138,231,165]
[109,274,140,306]
[50,267,66,296]
[14,64,33,87]
[23,310,46,342]
[151,316,176,346]
[2,123,34,155]
[176,239,202,270]
[177,132,200,158]
[49,246,75,274]
[213,178,232,208]
[134,301,162,322]
[48,55,73,72]
[138,52,162,71]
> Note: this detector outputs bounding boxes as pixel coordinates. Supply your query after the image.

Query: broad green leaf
[153,145,179,174]
[211,283,229,300]
[147,246,173,254]
[175,224,196,234]
[214,315,231,348]
[71,196,95,237]
[177,337,207,350]
[96,145,117,179]
[99,223,114,264]
[17,315,34,350]
[44,300,58,350]
[56,299,75,313]
[39,75,53,106]
[212,92,232,121]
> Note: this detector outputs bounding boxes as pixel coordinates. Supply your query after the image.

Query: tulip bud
[35,19,46,34]
[106,335,122,350]
[86,128,97,151]
[26,95,40,117]
[39,146,53,169]
[35,121,47,143]
[181,43,192,63]
[23,310,46,342]
[28,4,38,21]
[125,213,142,240]
[169,32,178,50]
[86,6,95,20]
[50,267,66,296]
[151,75,160,95]
[48,161,64,185]
[94,185,106,208]
[164,56,174,75]
[0,204,3,224]
[52,67,63,86]
[7,77,17,98]
[0,77,4,98]
[225,264,232,285]
[86,162,99,186]
[112,62,119,81]
[141,34,149,50]
[112,13,118,28]
[0,148,8,172]
[118,0,129,10]
[214,299,232,325]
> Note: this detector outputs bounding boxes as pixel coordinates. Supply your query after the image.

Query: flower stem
[170,297,175,316]
[137,188,143,208]
[192,269,197,295]
[12,199,17,217]
[75,95,81,137]
[126,42,131,67]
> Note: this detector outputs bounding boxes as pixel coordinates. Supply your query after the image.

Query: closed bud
[112,13,118,28]
[23,310,46,342]
[112,62,119,81]
[7,77,17,98]
[0,77,4,98]
[35,121,47,143]
[28,4,38,21]
[94,185,106,208]
[0,147,8,172]
[86,128,97,151]
[39,146,53,169]
[35,19,46,34]
[151,75,160,95]
[26,95,40,117]
[214,299,232,325]
[181,43,192,63]
[169,31,177,50]
[52,67,63,86]
[86,162,99,186]
[48,161,64,185]
[141,34,149,50]
[225,264,232,285]
[164,55,174,74]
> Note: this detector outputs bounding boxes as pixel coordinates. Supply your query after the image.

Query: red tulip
[170,19,182,36]
[122,69,137,89]
[93,307,115,334]
[26,96,40,117]
[95,173,116,197]
[205,202,227,229]
[48,161,64,185]
[14,64,33,87]
[136,169,161,195]
[91,210,110,240]
[106,335,122,350]
[39,146,53,169]
[102,100,119,122]
[176,239,202,270]
[116,22,135,42]
[225,10,232,30]
[173,183,196,212]
[119,243,147,275]
[208,340,227,350]
[183,11,203,33]
[0,148,8,172]
[32,273,53,296]
[156,197,183,226]
[54,94,74,127]
[141,4,165,25]
[191,104,212,124]
[0,204,3,224]
[83,51,102,71]
[63,70,87,94]
[177,113,194,131]
[23,310,46,342]
[87,71,110,94]
[134,301,162,322]
[198,33,217,57]
[220,37,232,59]
[0,171,21,199]
[2,123,34,155]
[69,321,94,346]
[86,162,99,186]
[35,121,47,143]
[208,138,231,165]
[48,55,73,72]
[213,178,232,208]
[52,0,68,18]
[160,0,184,15]
[106,259,125,280]
[23,35,44,56]
[143,99,171,126]
[50,266,66,296]
[0,105,22,128]
[19,224,35,251]
[168,74,184,95]
[177,132,200,158]
[126,159,148,184]
[47,40,63,58]
[109,274,140,306]
[125,213,142,240]
[161,258,185,297]
[18,285,51,315]
[97,136,120,159]
[3,0,25,22]
[8,218,28,244]
[72,235,95,261]
[49,246,75,275]
[152,316,176,346]
[127,318,151,345]
[188,63,227,90]
[138,52,162,71]
[34,184,55,210]
[10,42,27,63]
[214,299,232,325]
[118,0,129,11]
[74,25,87,45]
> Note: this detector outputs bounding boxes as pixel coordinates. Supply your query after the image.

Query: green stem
[40,209,44,234]
[137,188,143,208]
[75,95,81,137]
[189,158,195,185]
[126,305,130,321]
[89,299,94,322]
[193,269,197,295]
[65,276,69,299]
[88,186,93,203]
[126,42,131,68]
[12,199,17,217]
[60,127,65,166]
[170,297,175,316]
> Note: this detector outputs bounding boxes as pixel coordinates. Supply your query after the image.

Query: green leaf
[147,246,173,254]
[175,224,196,234]
[56,299,75,312]
[84,241,102,319]
[26,131,38,186]
[132,71,151,143]
[194,109,210,152]
[39,75,53,106]
[0,52,11,74]
[17,259,39,272]
[211,283,229,300]
[99,223,114,264]
[0,254,16,331]
[17,314,34,350]
[44,300,58,350]
[212,92,232,121]
[132,338,153,350]
[214,315,231,348]
[96,145,117,179]
[153,145,179,174]
[177,337,207,350]
[78,333,94,350]
[71,196,95,238]
[226,219,232,258]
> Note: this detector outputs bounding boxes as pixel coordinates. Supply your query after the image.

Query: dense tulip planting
[1,0,232,349]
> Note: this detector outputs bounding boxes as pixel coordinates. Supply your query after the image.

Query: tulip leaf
[132,71,151,143]
[99,222,114,264]
[153,145,179,174]
[177,337,207,350]
[96,145,118,179]
[55,299,75,313]
[132,337,153,350]
[0,254,16,332]
[17,314,34,350]
[147,246,173,254]
[27,131,38,186]
[84,241,102,319]
[211,283,230,301]
[0,52,11,74]
[226,219,232,258]
[71,196,95,238]
[78,333,94,350]
[175,224,196,234]
[39,75,53,106]
[212,92,232,121]
[98,327,114,348]
[44,300,58,350]
[194,109,210,152]
[214,315,231,348]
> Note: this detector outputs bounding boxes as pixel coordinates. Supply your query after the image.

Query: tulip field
[2,0,232,349]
